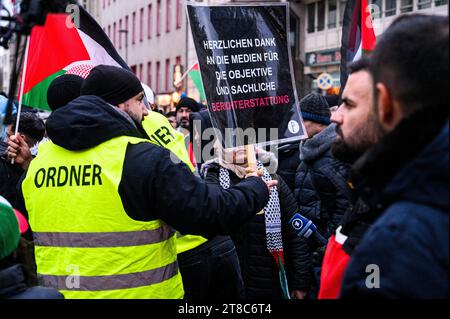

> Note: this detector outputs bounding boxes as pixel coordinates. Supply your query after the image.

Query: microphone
[289,213,328,246]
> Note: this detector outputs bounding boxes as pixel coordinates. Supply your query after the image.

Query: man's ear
[117,102,125,112]
[376,83,402,131]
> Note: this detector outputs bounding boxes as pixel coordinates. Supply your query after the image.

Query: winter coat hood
[300,124,337,162]
[46,95,142,151]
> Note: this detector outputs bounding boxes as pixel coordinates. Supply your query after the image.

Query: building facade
[84,0,191,111]
[84,0,448,107]
[302,0,448,93]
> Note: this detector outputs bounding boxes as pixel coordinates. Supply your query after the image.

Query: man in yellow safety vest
[17,65,274,299]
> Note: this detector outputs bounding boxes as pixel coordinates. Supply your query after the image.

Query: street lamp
[118,29,129,64]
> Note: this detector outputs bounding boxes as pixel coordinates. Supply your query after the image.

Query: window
[107,25,111,39]
[147,62,152,87]
[385,0,397,16]
[156,61,161,93]
[166,0,171,33]
[113,22,116,46]
[131,65,137,75]
[176,0,182,29]
[132,11,136,44]
[369,0,382,19]
[119,19,122,49]
[435,0,448,6]
[139,64,143,81]
[317,0,325,31]
[148,4,152,39]
[157,0,161,36]
[307,3,315,33]
[165,58,170,91]
[339,0,347,26]
[328,0,337,29]
[140,8,144,42]
[400,0,413,13]
[418,0,432,9]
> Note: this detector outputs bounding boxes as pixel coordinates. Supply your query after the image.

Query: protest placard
[187,3,306,149]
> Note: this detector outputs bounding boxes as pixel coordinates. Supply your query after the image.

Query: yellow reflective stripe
[34,227,175,248]
[39,261,179,292]
[35,237,178,277]
[59,275,184,299]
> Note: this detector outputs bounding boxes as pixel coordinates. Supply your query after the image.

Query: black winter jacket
[341,115,449,299]
[276,142,301,192]
[16,96,270,238]
[0,155,24,207]
[295,124,353,249]
[205,163,311,299]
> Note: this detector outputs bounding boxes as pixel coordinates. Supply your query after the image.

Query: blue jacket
[0,265,64,299]
[341,121,449,299]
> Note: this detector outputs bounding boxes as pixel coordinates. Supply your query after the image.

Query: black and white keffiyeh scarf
[219,161,290,299]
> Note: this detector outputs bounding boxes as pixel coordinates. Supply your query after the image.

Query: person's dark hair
[0,92,7,98]
[370,14,449,116]
[10,112,45,145]
[347,57,370,75]
[166,111,176,118]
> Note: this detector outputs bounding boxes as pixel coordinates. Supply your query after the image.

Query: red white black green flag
[21,5,128,111]
[340,0,377,91]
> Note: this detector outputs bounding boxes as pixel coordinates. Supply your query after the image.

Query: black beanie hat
[300,93,332,125]
[47,74,84,111]
[81,65,143,106]
[176,97,200,113]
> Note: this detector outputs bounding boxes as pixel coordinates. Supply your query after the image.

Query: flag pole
[174,62,198,87]
[12,36,31,164]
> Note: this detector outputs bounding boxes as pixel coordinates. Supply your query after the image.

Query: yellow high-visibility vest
[22,136,183,299]
[142,113,207,254]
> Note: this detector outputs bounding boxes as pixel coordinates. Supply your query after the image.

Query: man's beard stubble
[331,111,386,164]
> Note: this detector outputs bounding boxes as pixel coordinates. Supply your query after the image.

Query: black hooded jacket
[17,96,270,238]
[341,116,449,299]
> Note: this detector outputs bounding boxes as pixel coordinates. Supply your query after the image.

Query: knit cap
[299,93,332,125]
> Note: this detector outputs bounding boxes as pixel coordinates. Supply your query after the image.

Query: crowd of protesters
[0,14,448,299]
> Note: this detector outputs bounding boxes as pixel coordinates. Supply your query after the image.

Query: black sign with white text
[187,3,306,148]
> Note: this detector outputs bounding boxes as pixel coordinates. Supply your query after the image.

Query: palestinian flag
[21,5,128,111]
[188,63,206,102]
[340,0,376,92]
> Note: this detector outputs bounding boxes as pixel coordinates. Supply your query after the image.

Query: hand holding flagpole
[12,36,30,165]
